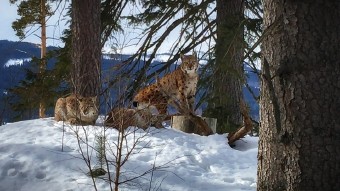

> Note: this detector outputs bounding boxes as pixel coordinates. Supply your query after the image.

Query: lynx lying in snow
[104,108,165,130]
[54,94,98,125]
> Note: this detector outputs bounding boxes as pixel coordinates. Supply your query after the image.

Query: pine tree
[8,54,69,121]
[7,0,129,121]
[203,0,245,133]
[10,0,52,118]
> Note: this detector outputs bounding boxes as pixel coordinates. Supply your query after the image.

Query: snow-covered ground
[0,118,258,191]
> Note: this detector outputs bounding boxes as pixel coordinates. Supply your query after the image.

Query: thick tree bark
[205,0,244,133]
[258,1,340,190]
[71,0,101,97]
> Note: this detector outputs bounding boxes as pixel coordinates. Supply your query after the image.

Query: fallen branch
[227,100,253,144]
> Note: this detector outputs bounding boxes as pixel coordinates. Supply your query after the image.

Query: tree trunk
[71,0,101,97]
[39,0,46,118]
[205,0,244,133]
[258,1,340,190]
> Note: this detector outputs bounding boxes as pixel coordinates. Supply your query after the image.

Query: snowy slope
[0,118,258,191]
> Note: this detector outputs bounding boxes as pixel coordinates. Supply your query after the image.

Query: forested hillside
[0,40,259,124]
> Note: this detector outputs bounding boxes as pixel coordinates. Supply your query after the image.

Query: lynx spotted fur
[133,54,199,114]
[104,108,165,130]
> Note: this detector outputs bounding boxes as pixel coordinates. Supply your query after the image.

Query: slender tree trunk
[258,1,340,190]
[39,0,46,118]
[205,0,244,133]
[71,0,101,97]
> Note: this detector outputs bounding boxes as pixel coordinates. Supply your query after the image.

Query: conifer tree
[8,54,69,121]
[203,0,245,133]
[10,0,53,118]
[7,0,129,121]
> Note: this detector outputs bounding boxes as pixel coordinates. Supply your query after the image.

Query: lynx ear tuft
[180,53,185,60]
[92,96,97,103]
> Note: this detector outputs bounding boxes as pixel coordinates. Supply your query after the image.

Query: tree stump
[171,115,216,136]
[202,117,217,133]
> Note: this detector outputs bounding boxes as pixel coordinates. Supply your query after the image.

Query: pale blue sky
[0,1,68,47]
[0,1,210,54]
[1,2,19,42]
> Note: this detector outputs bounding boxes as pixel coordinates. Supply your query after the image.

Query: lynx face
[78,97,98,117]
[180,54,198,74]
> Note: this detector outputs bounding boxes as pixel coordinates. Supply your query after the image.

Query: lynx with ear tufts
[54,94,98,125]
[133,54,199,114]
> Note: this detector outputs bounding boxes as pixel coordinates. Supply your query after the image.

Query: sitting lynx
[104,107,165,130]
[54,94,98,125]
[133,54,199,114]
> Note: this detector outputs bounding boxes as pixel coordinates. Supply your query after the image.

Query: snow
[4,58,31,67]
[0,118,258,191]
[153,54,172,63]
[199,59,208,66]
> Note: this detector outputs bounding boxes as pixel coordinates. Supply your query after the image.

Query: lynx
[104,107,165,130]
[54,94,98,125]
[133,54,199,115]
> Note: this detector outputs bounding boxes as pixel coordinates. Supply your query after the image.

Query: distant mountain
[0,40,58,92]
[0,40,40,64]
[0,40,259,123]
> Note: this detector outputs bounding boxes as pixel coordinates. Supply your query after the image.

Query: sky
[0,1,69,48]
[0,1,204,55]
[0,1,261,69]
[0,117,258,191]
